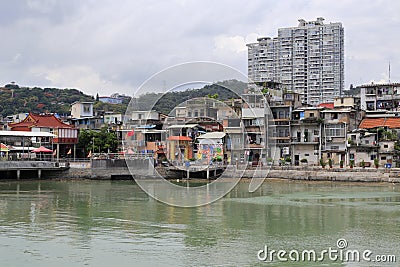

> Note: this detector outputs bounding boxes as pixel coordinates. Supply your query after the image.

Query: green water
[0,179,399,266]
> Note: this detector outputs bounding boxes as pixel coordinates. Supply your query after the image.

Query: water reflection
[0,180,399,266]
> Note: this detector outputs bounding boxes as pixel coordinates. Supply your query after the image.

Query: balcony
[291,137,319,144]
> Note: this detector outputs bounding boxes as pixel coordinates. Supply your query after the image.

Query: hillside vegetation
[0,79,246,117]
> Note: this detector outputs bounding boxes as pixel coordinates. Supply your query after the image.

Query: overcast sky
[1,0,399,96]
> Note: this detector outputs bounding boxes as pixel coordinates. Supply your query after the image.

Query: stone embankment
[64,159,400,183]
[243,166,400,183]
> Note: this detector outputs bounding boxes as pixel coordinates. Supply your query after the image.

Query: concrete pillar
[38,169,41,179]
[186,169,189,179]
[57,143,60,162]
[207,166,209,180]
[17,169,20,180]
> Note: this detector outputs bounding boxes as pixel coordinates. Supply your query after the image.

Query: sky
[1,0,399,96]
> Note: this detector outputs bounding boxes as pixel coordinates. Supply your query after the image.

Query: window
[384,144,388,148]
[314,130,319,135]
[381,156,387,160]
[309,113,314,117]
[370,155,376,160]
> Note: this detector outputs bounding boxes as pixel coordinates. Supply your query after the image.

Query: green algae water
[0,179,399,266]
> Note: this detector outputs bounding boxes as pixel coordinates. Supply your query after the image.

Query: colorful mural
[197,143,223,162]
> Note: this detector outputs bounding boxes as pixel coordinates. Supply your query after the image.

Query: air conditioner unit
[326,137,332,142]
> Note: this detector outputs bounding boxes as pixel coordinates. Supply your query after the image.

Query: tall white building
[247,17,344,106]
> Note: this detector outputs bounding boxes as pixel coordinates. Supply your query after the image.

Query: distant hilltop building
[247,17,344,106]
[98,93,129,104]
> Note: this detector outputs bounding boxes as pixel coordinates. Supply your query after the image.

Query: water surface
[0,179,399,266]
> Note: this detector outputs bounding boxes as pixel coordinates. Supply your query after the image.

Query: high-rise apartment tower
[247,17,344,105]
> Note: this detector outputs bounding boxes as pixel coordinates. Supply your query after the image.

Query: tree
[77,128,119,157]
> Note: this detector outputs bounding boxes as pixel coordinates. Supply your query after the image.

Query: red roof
[318,103,334,109]
[359,117,400,129]
[167,136,192,141]
[9,113,73,130]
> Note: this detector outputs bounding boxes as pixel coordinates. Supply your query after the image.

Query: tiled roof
[359,117,400,129]
[9,113,73,129]
[167,136,192,141]
[318,103,334,109]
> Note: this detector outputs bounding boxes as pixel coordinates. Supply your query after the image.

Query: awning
[32,146,53,153]
[197,132,226,139]
[0,130,56,137]
[0,143,9,152]
[168,124,199,129]
[136,125,157,129]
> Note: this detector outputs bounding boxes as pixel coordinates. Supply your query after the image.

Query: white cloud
[28,65,130,96]
[0,0,400,96]
[214,35,247,53]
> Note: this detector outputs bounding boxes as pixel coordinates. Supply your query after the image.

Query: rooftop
[359,117,400,129]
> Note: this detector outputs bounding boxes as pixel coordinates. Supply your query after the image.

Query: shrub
[300,158,308,163]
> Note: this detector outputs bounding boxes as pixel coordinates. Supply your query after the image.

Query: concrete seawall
[65,159,155,179]
[62,160,400,183]
[247,168,400,183]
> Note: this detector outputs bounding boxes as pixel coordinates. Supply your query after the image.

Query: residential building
[356,117,400,167]
[71,102,94,118]
[241,92,267,165]
[358,82,400,114]
[290,107,323,165]
[247,17,344,105]
[8,112,78,158]
[270,92,302,159]
[98,96,123,105]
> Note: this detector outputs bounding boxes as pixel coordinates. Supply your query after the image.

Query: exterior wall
[104,114,122,124]
[334,97,355,108]
[98,97,123,104]
[71,102,93,118]
[292,144,319,165]
[131,110,159,121]
[358,83,400,111]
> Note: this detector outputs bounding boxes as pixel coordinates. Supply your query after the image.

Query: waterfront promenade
[0,160,69,179]
[65,159,400,183]
[1,157,400,183]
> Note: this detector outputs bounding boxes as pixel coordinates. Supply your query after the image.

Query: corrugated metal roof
[197,132,226,139]
[0,130,56,137]
[168,124,199,129]
[167,136,192,141]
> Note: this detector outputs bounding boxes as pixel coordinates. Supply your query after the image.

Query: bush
[374,158,379,168]
[320,158,326,167]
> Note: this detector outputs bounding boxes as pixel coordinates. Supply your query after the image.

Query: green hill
[135,79,247,114]
[0,79,246,117]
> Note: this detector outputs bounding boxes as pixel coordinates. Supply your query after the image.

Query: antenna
[388,60,391,83]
